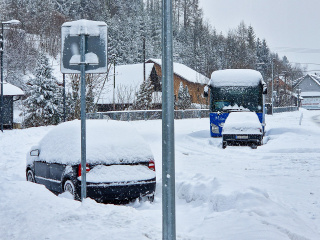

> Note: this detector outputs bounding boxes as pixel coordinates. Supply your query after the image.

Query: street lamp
[0,19,21,132]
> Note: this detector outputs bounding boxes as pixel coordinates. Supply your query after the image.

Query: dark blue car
[26,120,156,203]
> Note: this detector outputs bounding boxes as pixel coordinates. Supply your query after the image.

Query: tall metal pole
[162,0,176,239]
[143,37,146,82]
[63,73,66,122]
[271,58,274,115]
[113,56,115,111]
[80,33,87,201]
[0,23,4,132]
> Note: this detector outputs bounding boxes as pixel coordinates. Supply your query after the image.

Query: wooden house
[97,59,209,111]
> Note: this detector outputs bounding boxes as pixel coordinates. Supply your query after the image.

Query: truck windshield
[210,86,262,112]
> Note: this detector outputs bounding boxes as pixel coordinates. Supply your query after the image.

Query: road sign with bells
[61,19,108,74]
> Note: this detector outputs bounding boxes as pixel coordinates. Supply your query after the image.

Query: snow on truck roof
[27,120,154,165]
[209,69,264,87]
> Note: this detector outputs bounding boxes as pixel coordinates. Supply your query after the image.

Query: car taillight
[78,163,90,177]
[148,159,155,171]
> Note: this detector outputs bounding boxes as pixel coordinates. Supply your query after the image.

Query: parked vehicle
[204,69,267,137]
[222,111,263,149]
[26,120,156,203]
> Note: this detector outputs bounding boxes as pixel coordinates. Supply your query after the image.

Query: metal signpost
[0,20,20,132]
[162,0,176,239]
[61,20,107,201]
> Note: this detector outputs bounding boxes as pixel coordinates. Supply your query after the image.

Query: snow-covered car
[26,120,156,203]
[222,111,263,149]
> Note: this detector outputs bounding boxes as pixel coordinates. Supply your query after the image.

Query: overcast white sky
[199,0,320,73]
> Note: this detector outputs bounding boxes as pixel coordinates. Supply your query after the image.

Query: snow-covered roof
[98,63,154,104]
[294,74,320,88]
[0,82,24,96]
[308,74,320,87]
[27,120,154,165]
[147,58,209,84]
[209,69,264,87]
[300,91,320,97]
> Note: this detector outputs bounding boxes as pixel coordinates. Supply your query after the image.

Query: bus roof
[209,69,264,87]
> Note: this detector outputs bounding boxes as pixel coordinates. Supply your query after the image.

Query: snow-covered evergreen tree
[23,53,62,127]
[176,82,191,110]
[135,78,154,110]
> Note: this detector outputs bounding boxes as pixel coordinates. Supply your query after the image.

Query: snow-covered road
[0,109,320,240]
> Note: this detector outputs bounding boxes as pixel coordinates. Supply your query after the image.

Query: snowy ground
[0,109,320,240]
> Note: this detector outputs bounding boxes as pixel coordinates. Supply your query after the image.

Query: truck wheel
[222,142,227,149]
[251,143,257,149]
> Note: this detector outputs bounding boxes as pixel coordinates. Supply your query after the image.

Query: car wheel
[26,170,35,182]
[63,180,76,200]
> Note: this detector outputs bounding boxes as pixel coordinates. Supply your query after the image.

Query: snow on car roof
[209,69,264,87]
[222,112,262,135]
[27,120,154,165]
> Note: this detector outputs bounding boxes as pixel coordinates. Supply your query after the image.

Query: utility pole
[143,37,146,82]
[162,0,176,239]
[63,73,66,122]
[112,54,116,111]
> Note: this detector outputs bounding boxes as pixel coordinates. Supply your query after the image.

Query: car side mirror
[30,149,40,156]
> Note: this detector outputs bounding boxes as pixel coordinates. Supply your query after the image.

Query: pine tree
[23,53,62,127]
[135,78,154,110]
[176,82,191,109]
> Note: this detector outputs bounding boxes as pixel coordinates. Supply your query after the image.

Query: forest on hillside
[1,0,305,89]
[0,0,306,127]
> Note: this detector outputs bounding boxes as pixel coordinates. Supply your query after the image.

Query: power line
[274,47,320,54]
[289,62,320,66]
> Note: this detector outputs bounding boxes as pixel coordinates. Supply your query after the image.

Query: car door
[49,163,66,193]
[34,161,50,189]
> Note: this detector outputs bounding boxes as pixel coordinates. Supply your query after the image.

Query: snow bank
[27,120,154,165]
[2,109,320,240]
[209,69,264,87]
